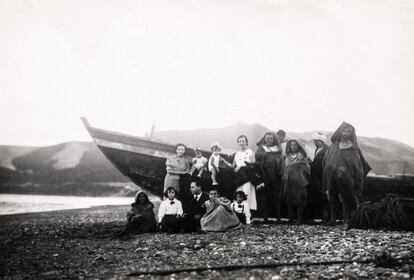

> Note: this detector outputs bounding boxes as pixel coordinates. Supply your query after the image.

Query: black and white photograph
[1,0,414,279]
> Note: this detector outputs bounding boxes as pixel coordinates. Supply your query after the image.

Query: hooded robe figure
[323,122,371,224]
[125,191,157,234]
[280,140,311,223]
[255,132,284,222]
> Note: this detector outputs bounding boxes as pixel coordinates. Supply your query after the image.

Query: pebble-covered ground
[0,205,413,279]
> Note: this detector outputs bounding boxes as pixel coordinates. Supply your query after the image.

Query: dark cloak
[322,122,372,211]
[255,132,284,217]
[280,140,311,207]
[309,143,329,211]
[126,191,157,234]
[255,132,284,184]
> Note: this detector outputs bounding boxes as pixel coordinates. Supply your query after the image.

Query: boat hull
[98,145,167,197]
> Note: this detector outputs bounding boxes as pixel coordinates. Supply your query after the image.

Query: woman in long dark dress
[255,132,284,223]
[309,132,330,221]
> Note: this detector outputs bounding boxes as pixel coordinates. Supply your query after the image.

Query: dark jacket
[311,144,329,182]
[187,192,209,217]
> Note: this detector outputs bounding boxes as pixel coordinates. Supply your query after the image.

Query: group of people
[124,121,371,234]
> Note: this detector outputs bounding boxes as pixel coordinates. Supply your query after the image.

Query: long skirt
[164,174,180,194]
[237,182,257,210]
[126,215,156,234]
[201,206,241,232]
[159,215,184,233]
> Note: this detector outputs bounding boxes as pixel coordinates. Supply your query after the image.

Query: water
[0,194,159,215]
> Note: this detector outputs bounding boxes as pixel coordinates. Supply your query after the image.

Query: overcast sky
[1,0,413,147]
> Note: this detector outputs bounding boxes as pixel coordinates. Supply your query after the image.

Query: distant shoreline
[0,194,159,216]
[0,182,139,197]
[0,204,125,217]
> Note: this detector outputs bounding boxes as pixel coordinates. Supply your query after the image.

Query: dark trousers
[160,215,184,234]
[181,216,202,233]
[235,212,246,224]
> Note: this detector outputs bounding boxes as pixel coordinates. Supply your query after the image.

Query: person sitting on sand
[208,142,232,186]
[190,147,208,178]
[231,191,251,225]
[181,179,209,232]
[200,188,241,232]
[125,191,157,234]
[158,187,184,234]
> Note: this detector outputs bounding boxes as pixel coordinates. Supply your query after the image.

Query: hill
[155,122,269,153]
[0,142,133,196]
[0,145,38,170]
[1,123,413,196]
[155,123,414,175]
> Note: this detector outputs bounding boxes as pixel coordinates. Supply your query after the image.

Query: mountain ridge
[0,122,413,196]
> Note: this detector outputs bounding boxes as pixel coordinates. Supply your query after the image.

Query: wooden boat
[81,118,414,201]
[81,117,219,197]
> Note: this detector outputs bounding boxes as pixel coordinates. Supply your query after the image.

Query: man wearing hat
[309,132,330,222]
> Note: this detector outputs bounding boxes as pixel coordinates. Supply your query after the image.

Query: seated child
[208,142,232,185]
[158,187,184,233]
[125,191,157,234]
[231,191,251,225]
[200,188,241,232]
[190,147,208,178]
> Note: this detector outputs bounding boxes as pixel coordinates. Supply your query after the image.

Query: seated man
[182,180,209,232]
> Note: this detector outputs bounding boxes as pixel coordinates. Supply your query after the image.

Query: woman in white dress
[232,135,257,211]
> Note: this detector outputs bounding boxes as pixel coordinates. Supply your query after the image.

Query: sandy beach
[1,205,413,279]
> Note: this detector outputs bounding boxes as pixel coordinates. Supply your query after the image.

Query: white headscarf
[312,132,327,143]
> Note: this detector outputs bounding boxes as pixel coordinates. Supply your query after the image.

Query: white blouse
[234,148,254,167]
[261,145,280,152]
[231,201,251,224]
[157,198,183,221]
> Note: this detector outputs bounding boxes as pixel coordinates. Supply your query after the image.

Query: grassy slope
[0,145,38,170]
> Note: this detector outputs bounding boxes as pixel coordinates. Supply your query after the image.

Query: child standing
[231,191,251,225]
[190,148,208,178]
[158,187,184,233]
[208,142,231,185]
